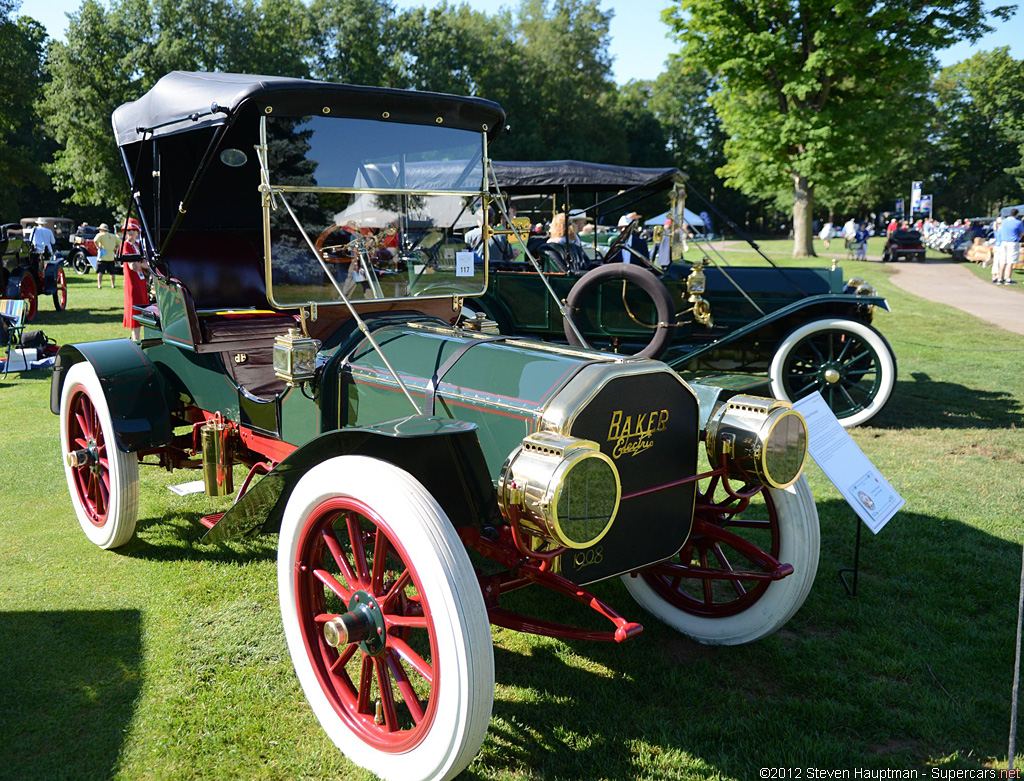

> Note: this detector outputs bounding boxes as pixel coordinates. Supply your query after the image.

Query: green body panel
[280,384,319,444]
[50,341,174,452]
[339,323,599,474]
[145,342,242,421]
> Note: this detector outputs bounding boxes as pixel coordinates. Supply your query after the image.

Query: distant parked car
[2,222,67,320]
[951,219,994,262]
[478,160,896,428]
[20,217,76,255]
[68,224,99,274]
[881,229,925,263]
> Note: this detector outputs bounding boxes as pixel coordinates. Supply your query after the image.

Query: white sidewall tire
[278,456,494,781]
[621,475,819,646]
[59,362,139,549]
[769,317,896,428]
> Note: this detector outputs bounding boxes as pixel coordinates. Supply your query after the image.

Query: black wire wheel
[769,317,897,428]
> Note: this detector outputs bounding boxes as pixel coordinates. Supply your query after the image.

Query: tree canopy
[932,47,1024,215]
[665,0,1014,255]
[1,0,1020,230]
[0,0,50,218]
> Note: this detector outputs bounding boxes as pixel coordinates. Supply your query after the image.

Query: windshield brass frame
[258,115,492,312]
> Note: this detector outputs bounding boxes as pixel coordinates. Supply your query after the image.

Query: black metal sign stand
[838,517,863,596]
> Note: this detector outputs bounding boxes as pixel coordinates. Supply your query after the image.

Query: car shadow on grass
[31,307,123,327]
[0,609,142,780]
[117,511,278,565]
[869,371,1023,429]
[470,499,1020,778]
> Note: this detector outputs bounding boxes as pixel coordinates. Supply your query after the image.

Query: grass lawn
[2,261,1023,780]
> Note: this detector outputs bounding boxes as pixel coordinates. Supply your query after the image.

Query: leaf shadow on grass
[868,370,1022,430]
[0,610,142,781]
[469,499,1022,778]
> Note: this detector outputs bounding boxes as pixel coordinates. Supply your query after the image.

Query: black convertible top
[490,160,684,193]
[111,71,506,147]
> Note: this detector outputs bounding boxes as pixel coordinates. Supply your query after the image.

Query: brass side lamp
[273,327,319,386]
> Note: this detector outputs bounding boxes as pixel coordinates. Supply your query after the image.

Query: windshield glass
[261,115,489,306]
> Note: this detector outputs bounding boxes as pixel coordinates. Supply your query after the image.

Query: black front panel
[566,372,699,585]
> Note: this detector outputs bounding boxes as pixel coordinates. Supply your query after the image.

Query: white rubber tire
[59,361,140,549]
[278,456,494,781]
[769,317,896,428]
[621,475,819,645]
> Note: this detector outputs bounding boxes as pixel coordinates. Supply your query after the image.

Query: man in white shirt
[29,223,56,257]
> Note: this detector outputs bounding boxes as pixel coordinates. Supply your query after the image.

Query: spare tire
[563,263,675,359]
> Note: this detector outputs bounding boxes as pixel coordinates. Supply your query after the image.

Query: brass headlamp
[704,396,808,489]
[498,432,621,549]
[686,261,713,328]
[845,277,877,319]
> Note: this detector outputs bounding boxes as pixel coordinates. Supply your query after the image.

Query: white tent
[334,193,477,230]
[645,208,706,231]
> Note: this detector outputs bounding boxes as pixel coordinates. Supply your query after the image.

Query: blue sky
[20,0,1023,85]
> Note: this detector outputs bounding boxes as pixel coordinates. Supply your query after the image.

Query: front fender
[202,415,500,543]
[43,259,62,293]
[50,341,174,452]
[667,293,889,368]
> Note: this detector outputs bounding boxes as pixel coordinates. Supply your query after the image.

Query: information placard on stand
[793,393,905,594]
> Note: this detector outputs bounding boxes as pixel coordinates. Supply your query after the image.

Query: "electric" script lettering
[606,409,670,459]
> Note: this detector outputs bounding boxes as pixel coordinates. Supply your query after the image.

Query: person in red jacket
[119,218,150,340]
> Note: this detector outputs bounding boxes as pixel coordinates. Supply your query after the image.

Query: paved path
[883,259,1024,337]
[705,241,1023,337]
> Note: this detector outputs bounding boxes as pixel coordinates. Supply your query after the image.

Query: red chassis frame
[138,406,795,645]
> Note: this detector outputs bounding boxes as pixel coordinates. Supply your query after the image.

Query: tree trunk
[792,174,815,258]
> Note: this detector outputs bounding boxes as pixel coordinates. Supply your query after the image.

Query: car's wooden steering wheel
[603,219,638,262]
[315,224,356,262]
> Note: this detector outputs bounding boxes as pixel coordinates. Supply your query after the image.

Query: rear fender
[202,416,500,543]
[50,341,174,452]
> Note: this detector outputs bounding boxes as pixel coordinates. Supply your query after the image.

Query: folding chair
[0,298,28,379]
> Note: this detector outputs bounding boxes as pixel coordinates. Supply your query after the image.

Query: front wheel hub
[322,590,386,655]
[823,367,841,384]
[66,445,98,468]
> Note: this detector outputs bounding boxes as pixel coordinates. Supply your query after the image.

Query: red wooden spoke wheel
[53,266,68,310]
[66,388,111,527]
[294,496,441,752]
[645,475,783,618]
[58,363,139,549]
[19,271,37,321]
[622,474,819,645]
[278,456,492,781]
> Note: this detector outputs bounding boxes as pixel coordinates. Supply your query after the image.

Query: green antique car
[52,72,818,781]
[478,160,897,428]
